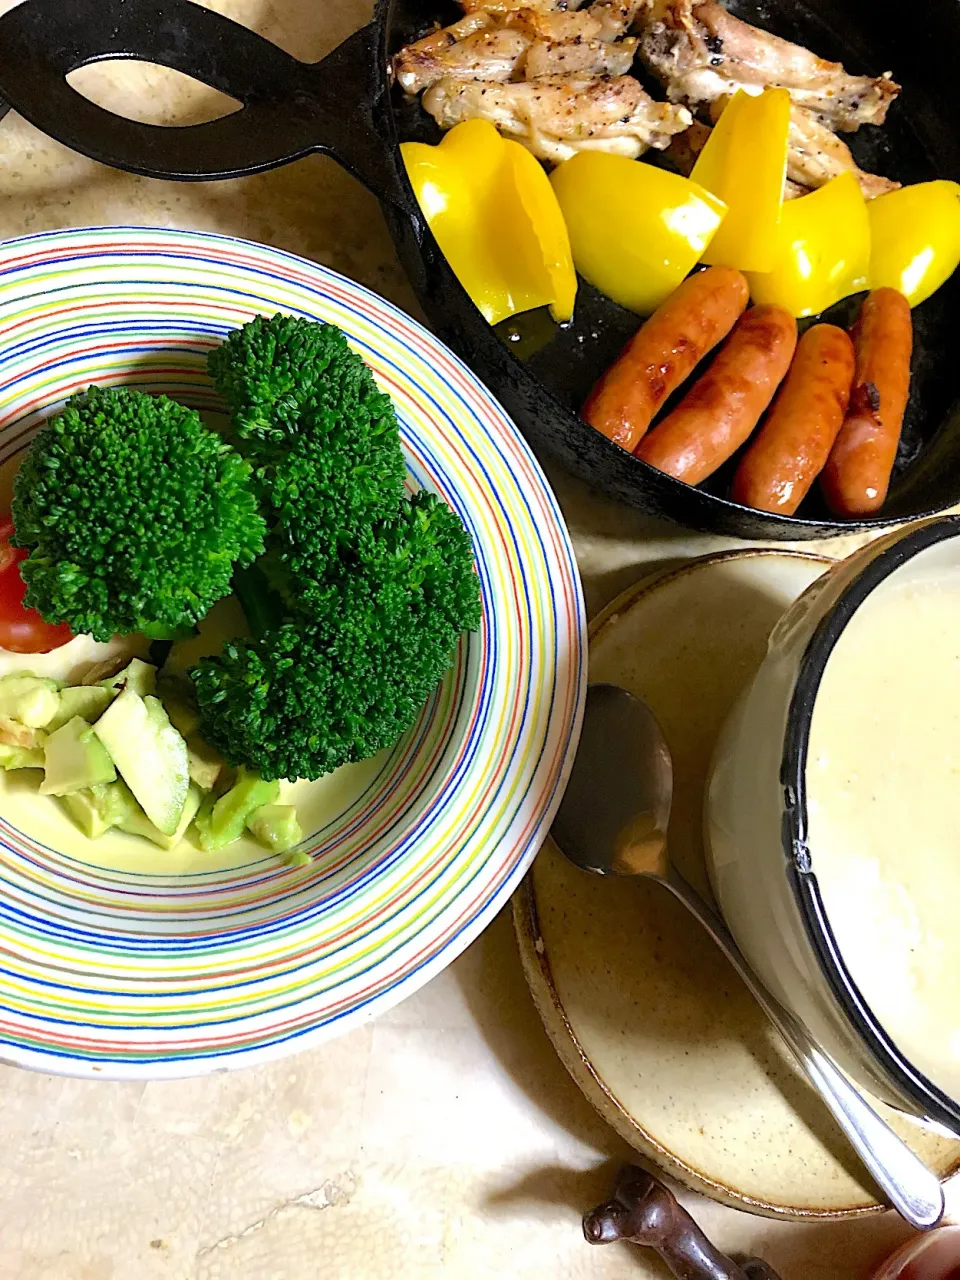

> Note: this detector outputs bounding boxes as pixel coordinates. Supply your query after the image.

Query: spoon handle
[663,868,945,1231]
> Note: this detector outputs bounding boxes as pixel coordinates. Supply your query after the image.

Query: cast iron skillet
[0,0,957,541]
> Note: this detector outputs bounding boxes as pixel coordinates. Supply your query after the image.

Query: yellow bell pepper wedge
[746,171,870,317]
[691,88,791,273]
[400,119,576,326]
[867,180,960,307]
[550,151,727,316]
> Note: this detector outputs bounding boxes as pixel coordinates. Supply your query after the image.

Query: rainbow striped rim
[0,226,585,1079]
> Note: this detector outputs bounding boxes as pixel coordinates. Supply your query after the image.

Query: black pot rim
[781,515,960,1131]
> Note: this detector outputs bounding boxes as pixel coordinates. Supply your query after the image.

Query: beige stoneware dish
[514,549,960,1218]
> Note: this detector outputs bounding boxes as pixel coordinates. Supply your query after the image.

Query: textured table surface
[0,2,953,1276]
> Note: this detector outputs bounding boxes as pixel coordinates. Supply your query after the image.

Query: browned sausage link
[583,266,749,453]
[731,324,855,515]
[634,304,798,485]
[821,288,913,517]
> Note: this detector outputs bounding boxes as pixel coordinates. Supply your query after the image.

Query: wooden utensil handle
[584,1166,782,1280]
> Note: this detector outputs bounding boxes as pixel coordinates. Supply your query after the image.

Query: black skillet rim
[780,514,960,1130]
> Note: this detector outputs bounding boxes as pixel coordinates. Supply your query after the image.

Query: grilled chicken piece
[394,4,640,95]
[505,9,606,40]
[422,74,692,162]
[787,106,899,198]
[638,0,899,131]
[461,0,586,12]
[524,34,637,78]
[588,0,651,40]
[394,17,528,94]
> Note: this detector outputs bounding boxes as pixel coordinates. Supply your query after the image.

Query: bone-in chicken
[393,3,640,95]
[787,106,899,198]
[637,0,899,131]
[524,34,638,79]
[394,17,527,94]
[422,75,692,162]
[460,0,584,13]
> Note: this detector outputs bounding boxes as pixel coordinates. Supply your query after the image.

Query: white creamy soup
[806,554,960,1102]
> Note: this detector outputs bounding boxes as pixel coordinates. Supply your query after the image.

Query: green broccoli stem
[232,563,283,641]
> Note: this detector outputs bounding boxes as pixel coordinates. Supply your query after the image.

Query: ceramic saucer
[514,549,960,1219]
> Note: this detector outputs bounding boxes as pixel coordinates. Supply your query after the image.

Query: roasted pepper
[691,88,791,274]
[747,171,870,317]
[868,180,960,307]
[400,119,576,326]
[550,151,727,316]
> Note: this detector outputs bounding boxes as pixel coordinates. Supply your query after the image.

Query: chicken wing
[524,34,638,78]
[422,74,692,162]
[393,5,640,95]
[393,17,528,94]
[638,0,899,131]
[787,106,899,198]
[460,0,585,12]
[588,0,651,40]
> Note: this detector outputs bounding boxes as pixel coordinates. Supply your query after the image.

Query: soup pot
[706,516,960,1134]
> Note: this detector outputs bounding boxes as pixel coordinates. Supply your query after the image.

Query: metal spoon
[552,683,945,1231]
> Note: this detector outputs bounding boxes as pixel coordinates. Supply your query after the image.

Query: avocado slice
[92,690,188,835]
[193,767,280,852]
[41,716,117,796]
[60,780,141,839]
[100,658,156,699]
[246,804,303,854]
[46,685,113,733]
[186,740,223,792]
[0,742,45,771]
[0,675,60,728]
[117,783,203,850]
[0,715,46,750]
[156,674,201,739]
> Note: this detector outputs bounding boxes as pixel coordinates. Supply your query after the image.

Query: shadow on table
[453,907,633,1167]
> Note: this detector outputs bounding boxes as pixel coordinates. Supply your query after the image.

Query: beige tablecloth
[0,3,951,1275]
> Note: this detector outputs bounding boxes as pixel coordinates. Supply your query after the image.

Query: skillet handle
[0,0,420,217]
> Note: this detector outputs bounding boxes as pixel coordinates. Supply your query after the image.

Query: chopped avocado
[40,716,117,796]
[187,740,222,792]
[60,780,141,839]
[0,715,46,749]
[0,742,45,770]
[46,685,113,733]
[156,674,201,739]
[193,767,280,851]
[246,804,303,854]
[92,689,188,835]
[0,675,60,728]
[100,658,156,698]
[117,783,203,850]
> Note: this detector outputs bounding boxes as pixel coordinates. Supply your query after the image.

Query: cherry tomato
[0,515,73,654]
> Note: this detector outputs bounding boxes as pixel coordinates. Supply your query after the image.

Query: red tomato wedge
[0,515,73,653]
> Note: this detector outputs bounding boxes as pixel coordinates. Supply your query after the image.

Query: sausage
[730,324,855,515]
[582,266,749,452]
[821,288,913,517]
[634,304,798,485]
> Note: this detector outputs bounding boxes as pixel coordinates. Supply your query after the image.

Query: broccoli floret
[208,315,406,573]
[191,491,481,782]
[12,386,266,642]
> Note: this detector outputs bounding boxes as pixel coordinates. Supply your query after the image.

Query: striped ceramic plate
[0,227,585,1079]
